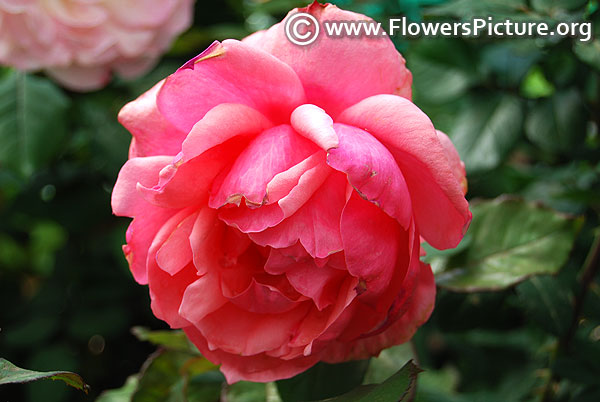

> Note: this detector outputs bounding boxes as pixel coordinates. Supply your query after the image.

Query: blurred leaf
[521,66,555,98]
[426,0,527,19]
[449,93,524,173]
[276,360,369,402]
[319,360,421,402]
[132,327,198,354]
[131,350,189,402]
[434,198,582,291]
[2,315,60,347]
[531,0,588,13]
[364,344,414,385]
[408,39,477,104]
[553,321,600,385]
[574,39,600,71]
[131,348,219,402]
[525,89,587,153]
[223,381,273,402]
[516,275,573,336]
[0,71,70,177]
[0,358,89,394]
[480,41,543,88]
[96,376,138,402]
[29,221,67,275]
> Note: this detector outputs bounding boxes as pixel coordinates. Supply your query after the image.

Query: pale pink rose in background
[0,0,194,91]
[112,2,471,383]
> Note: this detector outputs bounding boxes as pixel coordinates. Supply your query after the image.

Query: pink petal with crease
[328,123,412,229]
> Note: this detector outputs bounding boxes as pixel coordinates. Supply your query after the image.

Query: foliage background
[0,0,599,401]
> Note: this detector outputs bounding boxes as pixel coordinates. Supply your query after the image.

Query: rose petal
[328,123,412,229]
[157,39,306,133]
[184,326,319,384]
[118,80,187,158]
[242,3,412,118]
[249,172,347,258]
[338,94,471,249]
[290,104,338,150]
[209,124,318,208]
[181,103,273,162]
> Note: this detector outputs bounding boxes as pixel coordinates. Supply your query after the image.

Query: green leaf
[449,94,524,174]
[319,360,421,402]
[131,327,198,353]
[525,89,587,153]
[0,358,89,394]
[426,0,527,19]
[131,349,219,402]
[433,198,582,292]
[516,275,573,336]
[276,360,370,402]
[531,0,588,13]
[96,376,138,402]
[573,39,600,71]
[0,71,70,177]
[408,39,477,104]
[131,350,191,402]
[521,66,555,98]
[364,344,414,385]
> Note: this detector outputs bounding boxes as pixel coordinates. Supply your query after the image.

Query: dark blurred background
[1,0,599,401]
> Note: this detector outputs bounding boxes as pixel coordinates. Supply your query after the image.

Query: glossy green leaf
[319,360,421,402]
[276,360,369,402]
[0,71,70,177]
[433,198,582,292]
[449,94,524,173]
[0,358,89,394]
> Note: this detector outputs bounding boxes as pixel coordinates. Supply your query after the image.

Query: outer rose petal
[112,155,175,284]
[242,2,412,118]
[118,80,187,158]
[436,130,468,195]
[338,94,471,250]
[157,40,306,133]
[184,326,320,383]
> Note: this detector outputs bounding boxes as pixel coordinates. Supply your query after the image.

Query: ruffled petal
[249,172,347,258]
[209,124,318,208]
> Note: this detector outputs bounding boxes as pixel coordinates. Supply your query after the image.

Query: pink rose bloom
[112,2,471,383]
[0,0,194,91]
